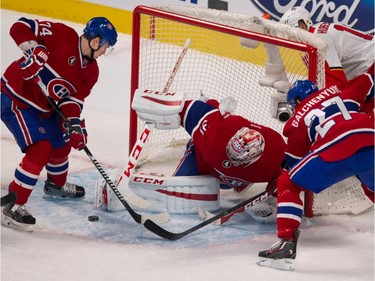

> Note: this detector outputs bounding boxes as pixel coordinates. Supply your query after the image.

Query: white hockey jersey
[309,22,374,80]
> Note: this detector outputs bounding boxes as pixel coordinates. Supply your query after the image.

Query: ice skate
[43,179,85,200]
[2,202,35,232]
[257,230,300,271]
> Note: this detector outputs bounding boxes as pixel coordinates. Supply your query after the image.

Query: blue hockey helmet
[83,17,118,47]
[287,80,319,108]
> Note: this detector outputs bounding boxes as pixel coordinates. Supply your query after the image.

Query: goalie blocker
[96,172,220,214]
[131,89,186,130]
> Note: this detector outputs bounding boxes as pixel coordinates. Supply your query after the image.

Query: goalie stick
[34,76,168,225]
[198,203,247,225]
[111,122,156,210]
[198,190,275,225]
[143,186,276,240]
[113,38,192,210]
[162,38,191,93]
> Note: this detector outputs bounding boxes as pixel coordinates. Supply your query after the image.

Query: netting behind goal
[130,5,371,217]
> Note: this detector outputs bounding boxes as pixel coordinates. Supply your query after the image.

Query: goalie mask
[226,127,265,167]
[280,7,313,30]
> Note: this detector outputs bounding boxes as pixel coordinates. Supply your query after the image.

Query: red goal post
[130,5,371,217]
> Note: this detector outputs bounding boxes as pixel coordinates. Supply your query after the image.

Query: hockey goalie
[96,88,286,221]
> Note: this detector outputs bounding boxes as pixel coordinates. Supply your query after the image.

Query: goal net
[130,5,372,217]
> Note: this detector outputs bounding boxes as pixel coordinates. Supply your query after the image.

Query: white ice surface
[1,9,374,281]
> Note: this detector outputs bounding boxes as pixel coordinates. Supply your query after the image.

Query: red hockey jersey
[180,100,286,188]
[284,73,374,166]
[1,17,99,120]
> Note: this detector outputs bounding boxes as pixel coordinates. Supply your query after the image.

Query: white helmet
[279,7,313,29]
[226,127,265,167]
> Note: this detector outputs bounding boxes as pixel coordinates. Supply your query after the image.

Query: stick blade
[140,212,170,225]
[143,219,181,240]
[197,206,221,225]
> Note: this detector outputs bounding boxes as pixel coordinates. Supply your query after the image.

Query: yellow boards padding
[1,0,133,34]
[139,15,307,75]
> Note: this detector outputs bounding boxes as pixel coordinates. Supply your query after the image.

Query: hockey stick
[162,39,191,93]
[112,38,192,210]
[1,192,17,207]
[197,189,275,225]
[143,186,275,240]
[34,77,168,224]
[111,122,156,210]
[198,204,246,225]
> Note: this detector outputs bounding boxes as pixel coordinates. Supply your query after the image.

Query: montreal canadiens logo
[220,175,251,188]
[214,168,251,188]
[47,78,77,99]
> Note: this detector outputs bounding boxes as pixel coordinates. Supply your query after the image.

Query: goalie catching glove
[131,89,186,130]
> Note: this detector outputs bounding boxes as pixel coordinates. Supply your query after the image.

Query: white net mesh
[131,5,371,216]
[313,177,372,215]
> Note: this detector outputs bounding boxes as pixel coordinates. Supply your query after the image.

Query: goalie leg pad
[128,173,220,214]
[95,176,122,212]
[95,178,108,210]
[95,170,154,212]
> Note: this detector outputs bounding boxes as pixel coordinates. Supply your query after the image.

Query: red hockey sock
[361,183,374,203]
[10,141,51,204]
[46,145,71,187]
[277,172,305,240]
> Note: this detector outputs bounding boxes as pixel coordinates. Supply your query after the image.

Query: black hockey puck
[88,215,99,222]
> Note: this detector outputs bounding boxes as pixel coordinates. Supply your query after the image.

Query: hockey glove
[131,89,185,130]
[20,45,49,80]
[63,118,88,150]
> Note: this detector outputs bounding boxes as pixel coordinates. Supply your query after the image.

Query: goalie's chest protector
[192,112,285,186]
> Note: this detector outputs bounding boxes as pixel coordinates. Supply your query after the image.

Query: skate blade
[42,194,85,200]
[1,216,33,232]
[257,257,295,271]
